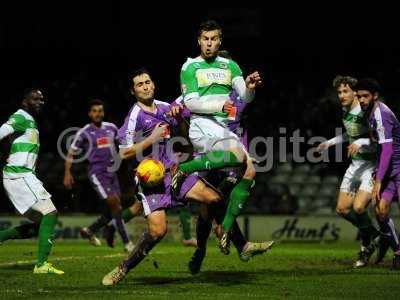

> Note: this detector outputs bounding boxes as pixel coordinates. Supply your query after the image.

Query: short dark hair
[332,75,358,90]
[88,99,104,111]
[130,68,152,83]
[198,20,222,37]
[22,88,41,100]
[354,78,381,94]
[218,50,231,59]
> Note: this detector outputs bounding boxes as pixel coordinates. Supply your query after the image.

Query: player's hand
[316,142,330,153]
[245,71,262,90]
[170,105,184,119]
[347,143,361,157]
[223,100,234,113]
[149,123,168,142]
[372,180,382,205]
[63,173,75,190]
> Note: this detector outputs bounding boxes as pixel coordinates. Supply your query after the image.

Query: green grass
[0,240,399,300]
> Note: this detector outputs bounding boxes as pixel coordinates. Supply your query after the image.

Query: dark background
[1,4,399,214]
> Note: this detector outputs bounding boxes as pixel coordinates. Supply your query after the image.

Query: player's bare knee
[353,203,366,214]
[149,224,167,239]
[335,205,349,216]
[243,162,256,179]
[203,188,220,204]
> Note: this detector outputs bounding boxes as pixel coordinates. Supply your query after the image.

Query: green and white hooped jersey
[343,104,376,161]
[180,56,242,124]
[3,109,40,177]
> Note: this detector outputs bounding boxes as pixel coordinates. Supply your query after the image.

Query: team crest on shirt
[28,130,39,144]
[96,137,111,148]
[219,62,228,69]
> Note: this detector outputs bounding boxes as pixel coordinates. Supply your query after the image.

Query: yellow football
[136,158,165,188]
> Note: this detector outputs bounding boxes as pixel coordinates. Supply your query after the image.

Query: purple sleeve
[171,98,191,119]
[71,129,86,151]
[375,108,393,144]
[376,142,393,181]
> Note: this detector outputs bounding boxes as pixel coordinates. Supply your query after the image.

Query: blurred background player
[317,76,379,268]
[173,20,262,253]
[102,68,226,286]
[63,99,134,252]
[0,89,63,274]
[356,78,400,269]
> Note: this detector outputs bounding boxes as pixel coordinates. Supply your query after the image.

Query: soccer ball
[136,158,165,188]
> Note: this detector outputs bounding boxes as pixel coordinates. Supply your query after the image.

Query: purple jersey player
[63,99,133,252]
[357,78,400,269]
[102,68,224,286]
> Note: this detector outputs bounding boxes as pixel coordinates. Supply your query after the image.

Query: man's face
[24,90,44,115]
[198,30,221,59]
[131,73,155,103]
[88,105,104,123]
[337,84,356,107]
[358,90,378,111]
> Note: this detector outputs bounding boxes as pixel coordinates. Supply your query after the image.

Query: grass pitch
[0,240,399,299]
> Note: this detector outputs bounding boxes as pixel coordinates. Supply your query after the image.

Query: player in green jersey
[317,76,380,267]
[0,89,64,275]
[172,20,262,254]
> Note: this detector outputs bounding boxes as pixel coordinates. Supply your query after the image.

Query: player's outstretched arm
[317,133,349,152]
[120,123,167,160]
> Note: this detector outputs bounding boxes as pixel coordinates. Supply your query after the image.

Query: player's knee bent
[243,162,256,180]
[149,225,167,240]
[335,205,349,216]
[353,203,366,214]
[107,196,122,215]
[203,189,220,204]
[376,204,390,221]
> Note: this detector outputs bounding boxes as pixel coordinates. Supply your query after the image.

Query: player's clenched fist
[245,71,262,89]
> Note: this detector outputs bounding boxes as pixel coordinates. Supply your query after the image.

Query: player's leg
[3,174,63,274]
[220,155,255,244]
[106,195,133,252]
[0,222,39,243]
[102,210,167,286]
[179,207,197,247]
[189,204,212,274]
[374,179,398,265]
[104,200,144,248]
[336,167,359,225]
[352,189,379,267]
[376,197,400,269]
[81,207,111,247]
[25,200,64,275]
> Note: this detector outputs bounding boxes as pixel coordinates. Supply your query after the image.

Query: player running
[317,76,380,268]
[63,99,134,252]
[0,89,63,274]
[172,20,262,254]
[102,68,226,286]
[356,78,400,269]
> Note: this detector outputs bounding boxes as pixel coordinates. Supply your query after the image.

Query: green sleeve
[6,114,27,133]
[229,60,243,81]
[180,63,199,96]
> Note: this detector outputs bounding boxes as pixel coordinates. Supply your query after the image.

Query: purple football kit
[118,100,199,215]
[368,102,400,202]
[71,122,121,200]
